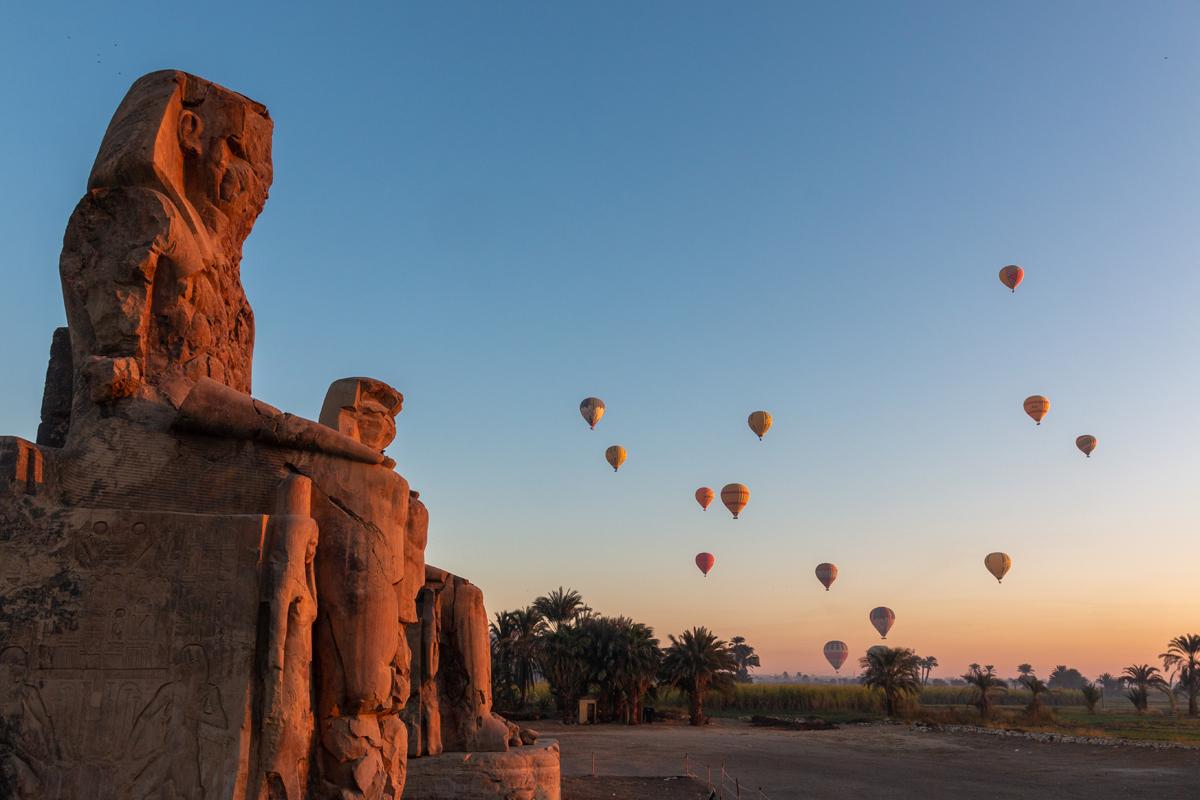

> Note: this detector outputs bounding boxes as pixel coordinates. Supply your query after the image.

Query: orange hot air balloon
[815,563,838,591]
[747,411,773,441]
[1023,395,1050,425]
[580,397,605,429]
[695,552,715,577]
[605,445,626,472]
[984,552,1012,583]
[1076,435,1097,458]
[695,487,715,511]
[999,265,1024,292]
[869,607,895,640]
[720,483,750,519]
[823,640,849,672]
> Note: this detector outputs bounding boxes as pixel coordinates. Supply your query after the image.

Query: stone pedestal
[404,741,561,800]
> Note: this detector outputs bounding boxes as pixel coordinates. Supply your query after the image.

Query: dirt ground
[563,776,711,800]
[540,718,1200,799]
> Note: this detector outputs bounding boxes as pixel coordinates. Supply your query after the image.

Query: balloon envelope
[720,483,750,519]
[999,265,1024,292]
[823,640,849,672]
[695,552,715,576]
[695,487,715,510]
[1076,435,1097,457]
[815,563,838,591]
[869,607,895,639]
[984,552,1012,583]
[1023,395,1050,425]
[580,397,605,429]
[748,411,773,441]
[605,445,627,472]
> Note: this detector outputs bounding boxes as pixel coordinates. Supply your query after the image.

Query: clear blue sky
[1,2,1198,677]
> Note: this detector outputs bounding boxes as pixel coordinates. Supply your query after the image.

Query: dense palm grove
[489,587,754,725]
[492,591,1200,726]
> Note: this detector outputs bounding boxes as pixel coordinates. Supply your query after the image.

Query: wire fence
[683,752,770,799]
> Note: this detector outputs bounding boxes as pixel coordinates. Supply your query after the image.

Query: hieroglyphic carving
[1,509,266,799]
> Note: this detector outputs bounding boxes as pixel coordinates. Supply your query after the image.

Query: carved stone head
[89,70,273,265]
[319,378,404,452]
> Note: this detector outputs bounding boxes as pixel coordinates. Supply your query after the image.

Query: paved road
[538,718,1200,799]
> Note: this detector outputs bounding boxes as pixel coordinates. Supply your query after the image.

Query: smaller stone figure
[312,377,414,798]
[259,474,319,799]
[319,377,404,453]
[0,646,57,798]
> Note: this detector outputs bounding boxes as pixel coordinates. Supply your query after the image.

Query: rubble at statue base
[0,70,559,800]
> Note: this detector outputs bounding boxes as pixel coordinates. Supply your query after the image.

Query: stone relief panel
[0,509,267,800]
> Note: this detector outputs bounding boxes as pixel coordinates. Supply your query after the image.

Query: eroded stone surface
[404,741,561,800]
[0,69,555,800]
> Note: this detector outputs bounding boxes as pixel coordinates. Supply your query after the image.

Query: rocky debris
[748,715,838,731]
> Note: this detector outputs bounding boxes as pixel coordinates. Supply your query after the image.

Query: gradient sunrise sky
[1,2,1198,678]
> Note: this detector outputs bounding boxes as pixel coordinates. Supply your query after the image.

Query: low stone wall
[404,740,561,799]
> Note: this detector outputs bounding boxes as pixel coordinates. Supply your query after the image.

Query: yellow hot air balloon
[720,483,750,519]
[748,411,772,441]
[1076,435,1097,458]
[984,552,1012,583]
[1023,395,1050,425]
[580,397,605,429]
[605,445,626,472]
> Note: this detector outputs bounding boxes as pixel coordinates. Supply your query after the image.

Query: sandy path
[537,718,1200,799]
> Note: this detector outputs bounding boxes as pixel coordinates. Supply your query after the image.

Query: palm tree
[1121,664,1166,714]
[1080,681,1102,714]
[533,587,587,631]
[537,623,590,722]
[1160,633,1200,717]
[1019,674,1049,717]
[1096,672,1120,693]
[858,647,922,716]
[729,636,761,683]
[660,627,737,725]
[490,610,520,709]
[508,606,545,708]
[1017,663,1034,678]
[962,665,1007,720]
[1048,665,1086,690]
[918,656,939,685]
[619,621,661,724]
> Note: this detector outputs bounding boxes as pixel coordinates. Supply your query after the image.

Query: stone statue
[59,70,272,431]
[260,475,319,799]
[0,70,559,800]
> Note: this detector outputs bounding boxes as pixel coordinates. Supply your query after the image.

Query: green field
[649,683,1200,744]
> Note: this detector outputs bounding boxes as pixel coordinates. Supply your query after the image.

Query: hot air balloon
[695,487,714,511]
[747,411,773,441]
[1023,395,1050,425]
[999,265,1024,292]
[815,563,838,591]
[823,641,849,673]
[1076,435,1097,458]
[605,445,626,472]
[695,552,715,577]
[984,552,1012,583]
[869,607,895,640]
[720,483,750,519]
[579,397,605,430]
